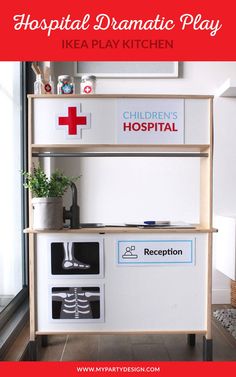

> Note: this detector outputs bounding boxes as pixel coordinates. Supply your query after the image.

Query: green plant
[22,165,79,198]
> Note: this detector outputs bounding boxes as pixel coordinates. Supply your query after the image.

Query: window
[0,62,25,311]
[0,62,28,358]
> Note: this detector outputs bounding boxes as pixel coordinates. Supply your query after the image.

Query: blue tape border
[117,239,194,265]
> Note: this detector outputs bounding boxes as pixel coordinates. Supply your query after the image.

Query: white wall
[53,61,236,95]
[58,156,200,225]
[213,96,236,303]
[53,61,236,304]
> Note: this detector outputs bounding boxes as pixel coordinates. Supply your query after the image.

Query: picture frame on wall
[74,61,179,78]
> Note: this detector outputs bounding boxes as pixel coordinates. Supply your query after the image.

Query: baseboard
[212,288,231,304]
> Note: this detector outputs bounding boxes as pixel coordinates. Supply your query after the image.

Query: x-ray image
[51,286,101,320]
[51,242,100,275]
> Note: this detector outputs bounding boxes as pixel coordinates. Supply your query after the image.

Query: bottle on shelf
[43,76,54,94]
[34,74,55,95]
[34,74,44,95]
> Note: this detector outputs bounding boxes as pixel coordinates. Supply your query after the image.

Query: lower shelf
[35,330,207,336]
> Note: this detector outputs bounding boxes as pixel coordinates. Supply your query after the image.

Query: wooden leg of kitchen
[28,340,38,361]
[187,334,196,346]
[203,336,213,361]
[41,335,48,347]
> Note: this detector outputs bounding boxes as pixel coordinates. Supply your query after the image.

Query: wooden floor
[3,305,236,361]
[38,307,236,361]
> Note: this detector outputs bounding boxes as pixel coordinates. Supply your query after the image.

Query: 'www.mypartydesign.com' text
[76,366,161,373]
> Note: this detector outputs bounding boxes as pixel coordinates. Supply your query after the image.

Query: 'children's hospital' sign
[117,99,184,144]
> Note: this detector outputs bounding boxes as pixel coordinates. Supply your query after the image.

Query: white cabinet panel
[33,98,116,144]
[33,97,210,145]
[36,233,207,333]
[185,99,210,144]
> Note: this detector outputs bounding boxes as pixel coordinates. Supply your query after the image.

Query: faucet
[63,182,80,228]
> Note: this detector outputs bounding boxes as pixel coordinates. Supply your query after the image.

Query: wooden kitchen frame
[25,94,215,361]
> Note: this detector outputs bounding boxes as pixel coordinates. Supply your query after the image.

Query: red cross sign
[84,85,92,94]
[58,106,90,138]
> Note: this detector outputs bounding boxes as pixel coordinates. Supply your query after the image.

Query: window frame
[0,62,29,359]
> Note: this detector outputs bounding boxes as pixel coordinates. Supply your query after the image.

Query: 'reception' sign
[117,239,195,266]
[116,99,184,144]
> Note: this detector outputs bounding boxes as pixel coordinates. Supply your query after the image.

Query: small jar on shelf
[34,74,54,94]
[80,75,96,94]
[43,76,54,94]
[57,75,75,94]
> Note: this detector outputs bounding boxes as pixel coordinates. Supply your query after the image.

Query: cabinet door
[36,234,105,329]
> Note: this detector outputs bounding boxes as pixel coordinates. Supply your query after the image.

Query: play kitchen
[24,94,215,361]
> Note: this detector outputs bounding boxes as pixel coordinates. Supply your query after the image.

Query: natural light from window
[0,62,23,311]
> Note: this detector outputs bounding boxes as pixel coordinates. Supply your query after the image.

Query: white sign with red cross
[57,105,90,139]
[33,98,115,144]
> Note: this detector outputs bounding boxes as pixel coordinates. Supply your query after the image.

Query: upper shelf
[28,94,214,99]
[31,144,210,154]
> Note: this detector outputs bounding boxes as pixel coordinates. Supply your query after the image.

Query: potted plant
[22,165,79,230]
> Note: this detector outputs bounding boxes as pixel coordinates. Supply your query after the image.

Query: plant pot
[32,197,63,230]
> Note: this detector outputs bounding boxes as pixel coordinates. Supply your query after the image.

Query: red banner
[0,0,236,60]
[0,361,236,376]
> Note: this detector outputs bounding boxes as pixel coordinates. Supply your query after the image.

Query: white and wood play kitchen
[24,94,216,360]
